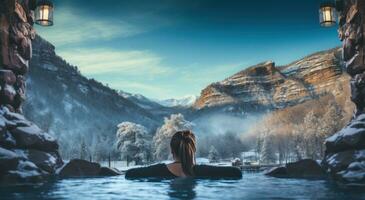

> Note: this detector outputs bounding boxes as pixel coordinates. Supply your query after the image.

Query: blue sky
[36,0,340,100]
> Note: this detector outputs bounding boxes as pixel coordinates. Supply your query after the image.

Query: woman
[125,130,242,179]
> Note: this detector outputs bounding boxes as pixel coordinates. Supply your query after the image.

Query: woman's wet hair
[170,130,196,176]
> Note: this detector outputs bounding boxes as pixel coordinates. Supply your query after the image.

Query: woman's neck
[172,158,181,163]
[167,161,186,177]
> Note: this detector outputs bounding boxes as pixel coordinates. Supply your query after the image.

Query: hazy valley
[24,36,353,161]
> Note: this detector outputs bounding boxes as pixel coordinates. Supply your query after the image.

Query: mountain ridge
[193,47,347,113]
[24,35,349,159]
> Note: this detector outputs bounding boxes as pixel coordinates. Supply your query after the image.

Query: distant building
[241,150,258,163]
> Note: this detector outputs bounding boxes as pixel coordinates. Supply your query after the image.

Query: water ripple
[0,174,365,200]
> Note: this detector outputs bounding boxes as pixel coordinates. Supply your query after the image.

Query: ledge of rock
[265,159,326,179]
[0,106,63,183]
[99,167,122,176]
[322,114,365,184]
[59,159,121,178]
[325,114,365,154]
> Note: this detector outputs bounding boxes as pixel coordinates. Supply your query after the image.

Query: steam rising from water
[192,114,263,136]
[191,113,264,157]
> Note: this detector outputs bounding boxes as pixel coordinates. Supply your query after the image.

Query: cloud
[178,62,252,84]
[36,7,143,47]
[58,48,171,76]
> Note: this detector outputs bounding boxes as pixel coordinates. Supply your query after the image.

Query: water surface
[1,173,364,200]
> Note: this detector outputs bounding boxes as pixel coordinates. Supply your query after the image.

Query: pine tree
[260,132,276,164]
[80,138,88,160]
[208,146,219,162]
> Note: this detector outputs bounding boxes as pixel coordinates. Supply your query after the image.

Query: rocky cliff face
[194,48,349,114]
[321,0,365,185]
[0,106,63,183]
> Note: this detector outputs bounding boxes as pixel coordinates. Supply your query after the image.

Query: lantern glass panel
[35,3,54,26]
[319,5,337,27]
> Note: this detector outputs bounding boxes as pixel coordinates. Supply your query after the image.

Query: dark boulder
[99,167,121,176]
[1,160,46,183]
[3,110,26,121]
[325,114,365,154]
[10,125,58,152]
[337,161,365,183]
[285,159,326,178]
[0,116,16,148]
[322,113,365,184]
[59,159,101,177]
[323,150,356,174]
[265,159,326,179]
[0,147,46,183]
[0,108,64,184]
[0,147,23,173]
[265,166,287,177]
[323,149,365,183]
[26,149,63,174]
[58,159,122,177]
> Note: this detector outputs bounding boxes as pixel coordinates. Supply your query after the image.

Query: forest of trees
[112,113,251,164]
[59,94,351,166]
[113,114,193,165]
[248,100,348,164]
[81,99,347,165]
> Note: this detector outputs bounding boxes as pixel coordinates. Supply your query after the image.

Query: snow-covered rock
[322,113,365,184]
[58,159,120,177]
[10,125,58,152]
[265,159,326,179]
[325,114,365,153]
[0,106,63,183]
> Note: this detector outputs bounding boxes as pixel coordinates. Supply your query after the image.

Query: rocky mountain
[23,36,171,159]
[118,91,178,118]
[157,95,198,108]
[193,48,349,115]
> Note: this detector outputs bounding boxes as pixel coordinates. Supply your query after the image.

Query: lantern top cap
[320,1,336,8]
[36,0,54,7]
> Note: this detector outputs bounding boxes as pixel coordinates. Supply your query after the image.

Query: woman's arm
[194,165,242,179]
[125,164,175,179]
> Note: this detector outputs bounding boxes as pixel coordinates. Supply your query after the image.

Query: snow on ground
[13,149,28,159]
[0,147,19,159]
[16,125,43,135]
[9,160,41,178]
[41,63,58,71]
[78,84,89,94]
[355,150,365,159]
[341,170,365,182]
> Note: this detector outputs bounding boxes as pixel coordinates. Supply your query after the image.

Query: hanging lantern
[35,0,54,26]
[319,1,337,27]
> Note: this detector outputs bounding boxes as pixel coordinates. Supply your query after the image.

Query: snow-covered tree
[80,137,89,160]
[302,111,320,159]
[322,102,343,137]
[255,131,264,162]
[291,124,305,161]
[208,146,219,162]
[116,122,151,166]
[153,114,193,160]
[318,102,344,157]
[260,132,276,164]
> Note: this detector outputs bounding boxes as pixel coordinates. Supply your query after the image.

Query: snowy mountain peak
[157,95,198,108]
